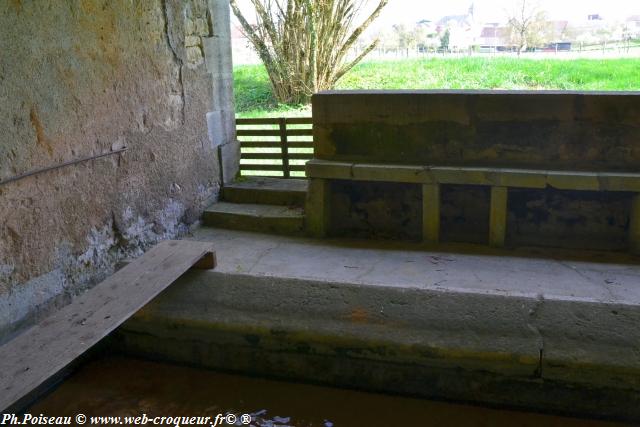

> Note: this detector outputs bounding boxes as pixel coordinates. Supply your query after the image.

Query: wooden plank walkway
[0,240,216,412]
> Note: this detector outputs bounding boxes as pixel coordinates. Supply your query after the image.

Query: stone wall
[326,181,630,250]
[312,91,638,249]
[0,0,234,339]
[314,90,640,171]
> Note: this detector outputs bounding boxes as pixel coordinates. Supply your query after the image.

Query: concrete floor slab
[115,227,640,421]
[191,227,640,305]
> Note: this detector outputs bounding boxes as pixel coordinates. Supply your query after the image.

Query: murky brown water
[30,356,631,427]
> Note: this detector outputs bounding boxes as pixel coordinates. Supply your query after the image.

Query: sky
[374,0,640,26]
[233,0,640,29]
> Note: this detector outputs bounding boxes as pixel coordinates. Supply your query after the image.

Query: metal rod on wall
[0,147,128,187]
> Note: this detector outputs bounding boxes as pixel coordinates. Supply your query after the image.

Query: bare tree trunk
[231,0,388,104]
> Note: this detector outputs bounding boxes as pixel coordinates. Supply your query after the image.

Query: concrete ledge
[353,163,429,183]
[305,160,353,180]
[202,203,305,235]
[115,228,640,421]
[305,160,640,191]
[221,178,307,206]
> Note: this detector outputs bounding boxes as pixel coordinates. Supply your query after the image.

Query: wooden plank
[240,141,313,149]
[489,186,508,247]
[240,164,307,172]
[422,184,440,244]
[236,118,280,125]
[236,117,312,125]
[240,141,282,148]
[238,129,313,137]
[241,153,286,160]
[288,154,314,159]
[286,129,313,136]
[280,118,290,179]
[240,164,285,171]
[192,251,216,269]
[630,194,640,255]
[242,153,312,160]
[286,141,314,148]
[238,129,281,136]
[0,240,216,412]
[285,117,313,124]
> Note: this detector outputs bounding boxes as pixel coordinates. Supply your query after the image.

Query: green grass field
[235,56,640,177]
[234,57,640,117]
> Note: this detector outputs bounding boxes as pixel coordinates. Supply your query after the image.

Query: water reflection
[31,356,630,427]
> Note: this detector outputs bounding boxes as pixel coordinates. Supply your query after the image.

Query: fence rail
[236,117,313,178]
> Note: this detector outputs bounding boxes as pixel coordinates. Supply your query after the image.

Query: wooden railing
[236,117,313,178]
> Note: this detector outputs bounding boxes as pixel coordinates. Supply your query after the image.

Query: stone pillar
[630,194,640,254]
[422,184,440,244]
[306,179,330,237]
[489,186,508,247]
[204,0,238,183]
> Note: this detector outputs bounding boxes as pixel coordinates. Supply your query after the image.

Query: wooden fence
[236,117,313,178]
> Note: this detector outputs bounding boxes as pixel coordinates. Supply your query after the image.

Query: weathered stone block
[577,92,640,127]
[312,90,470,125]
[599,174,640,192]
[432,167,492,186]
[185,35,201,47]
[186,46,203,63]
[492,169,547,189]
[546,172,600,191]
[219,140,240,183]
[305,179,330,237]
[352,163,428,183]
[312,91,640,172]
[474,91,575,121]
[305,160,353,180]
[194,18,209,35]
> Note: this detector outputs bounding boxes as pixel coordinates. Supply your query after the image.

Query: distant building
[231,24,260,65]
[627,15,640,37]
[435,3,479,50]
[478,24,509,51]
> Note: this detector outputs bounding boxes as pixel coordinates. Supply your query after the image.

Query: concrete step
[116,228,640,422]
[202,202,304,235]
[222,177,307,207]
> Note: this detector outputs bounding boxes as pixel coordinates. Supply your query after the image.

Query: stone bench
[305,159,640,252]
[306,90,640,252]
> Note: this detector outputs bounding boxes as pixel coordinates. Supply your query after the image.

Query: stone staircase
[203,177,307,235]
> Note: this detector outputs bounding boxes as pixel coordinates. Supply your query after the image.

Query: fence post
[279,117,290,178]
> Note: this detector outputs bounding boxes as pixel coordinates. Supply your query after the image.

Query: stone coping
[315,89,640,96]
[305,159,640,192]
